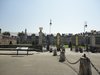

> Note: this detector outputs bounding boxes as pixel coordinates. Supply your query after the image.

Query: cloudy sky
[0,0,100,34]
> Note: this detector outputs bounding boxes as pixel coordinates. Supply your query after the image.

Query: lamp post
[86,32,89,52]
[84,22,87,33]
[47,19,52,51]
[84,22,87,51]
[49,19,52,34]
[49,19,52,45]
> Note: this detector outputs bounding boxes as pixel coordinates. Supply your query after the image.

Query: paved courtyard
[0,48,100,75]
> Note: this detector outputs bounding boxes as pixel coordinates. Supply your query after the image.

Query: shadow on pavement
[62,62,79,75]
[11,55,25,57]
[0,53,34,56]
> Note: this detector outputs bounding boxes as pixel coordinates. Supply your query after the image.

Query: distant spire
[25,29,27,35]
[25,29,27,40]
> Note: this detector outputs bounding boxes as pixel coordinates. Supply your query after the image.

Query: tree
[18,31,25,37]
[31,33,36,45]
[2,32,10,36]
[17,31,25,44]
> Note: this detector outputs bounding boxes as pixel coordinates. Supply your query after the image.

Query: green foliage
[2,32,10,36]
[18,32,25,36]
[64,45,69,48]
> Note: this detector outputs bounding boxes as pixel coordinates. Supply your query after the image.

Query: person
[69,41,72,51]
[79,47,83,53]
[47,44,49,51]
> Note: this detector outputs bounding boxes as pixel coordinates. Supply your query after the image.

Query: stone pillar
[91,35,95,47]
[56,33,61,51]
[39,27,43,45]
[59,49,65,62]
[24,29,27,41]
[38,27,43,52]
[76,35,78,46]
[79,54,92,75]
[75,35,79,52]
[53,49,57,56]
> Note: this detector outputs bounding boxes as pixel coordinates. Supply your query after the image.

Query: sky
[0,0,100,35]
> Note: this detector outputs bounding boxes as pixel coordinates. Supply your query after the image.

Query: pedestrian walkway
[0,51,77,75]
[0,48,100,75]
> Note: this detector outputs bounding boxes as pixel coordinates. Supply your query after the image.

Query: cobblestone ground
[0,48,100,75]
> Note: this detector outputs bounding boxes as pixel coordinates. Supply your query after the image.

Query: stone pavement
[0,48,100,75]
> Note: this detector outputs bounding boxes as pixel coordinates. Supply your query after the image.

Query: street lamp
[84,22,87,33]
[84,22,88,51]
[49,19,52,34]
[85,32,89,52]
[47,19,52,51]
